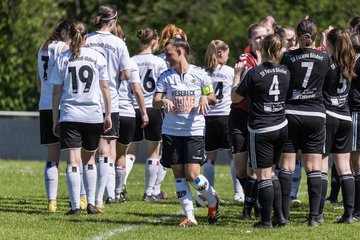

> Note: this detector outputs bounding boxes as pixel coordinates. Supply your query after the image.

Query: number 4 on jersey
[269,75,280,101]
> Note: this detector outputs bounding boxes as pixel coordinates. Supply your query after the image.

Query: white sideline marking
[89,211,184,240]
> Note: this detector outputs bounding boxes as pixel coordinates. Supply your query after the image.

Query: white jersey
[131,54,167,108]
[50,47,109,123]
[157,52,171,68]
[118,58,141,117]
[155,65,212,136]
[37,41,67,110]
[207,64,234,116]
[85,31,132,113]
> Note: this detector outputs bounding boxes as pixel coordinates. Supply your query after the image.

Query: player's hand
[53,121,60,138]
[321,26,334,49]
[103,115,112,133]
[197,95,211,116]
[141,113,149,128]
[162,99,175,113]
[234,61,246,77]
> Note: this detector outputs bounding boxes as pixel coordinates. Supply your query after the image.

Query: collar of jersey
[95,31,112,35]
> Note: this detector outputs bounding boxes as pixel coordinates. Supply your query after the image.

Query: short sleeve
[49,57,64,85]
[97,54,109,81]
[155,74,167,93]
[128,58,140,84]
[118,40,132,71]
[155,58,168,78]
[235,69,252,97]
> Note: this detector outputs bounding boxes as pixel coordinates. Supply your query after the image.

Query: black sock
[329,164,340,202]
[340,174,355,218]
[244,177,257,211]
[237,176,247,191]
[307,171,322,218]
[258,179,274,224]
[272,175,284,220]
[354,170,360,213]
[319,172,328,215]
[278,169,292,220]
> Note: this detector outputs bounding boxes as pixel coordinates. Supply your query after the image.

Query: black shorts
[325,114,352,154]
[59,122,103,152]
[248,126,288,169]
[101,112,120,138]
[117,116,136,146]
[205,115,230,152]
[132,108,163,142]
[228,108,248,154]
[282,114,325,154]
[160,134,206,168]
[351,112,360,151]
[39,110,59,145]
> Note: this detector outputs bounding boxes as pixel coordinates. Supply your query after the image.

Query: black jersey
[281,48,330,115]
[235,62,290,131]
[349,54,360,112]
[323,56,351,118]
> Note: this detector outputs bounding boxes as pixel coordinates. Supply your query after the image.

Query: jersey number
[301,62,314,88]
[41,55,49,81]
[143,69,156,92]
[68,66,93,94]
[337,74,347,94]
[269,75,280,101]
[214,82,224,102]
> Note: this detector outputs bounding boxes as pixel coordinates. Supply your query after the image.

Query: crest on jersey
[190,78,198,85]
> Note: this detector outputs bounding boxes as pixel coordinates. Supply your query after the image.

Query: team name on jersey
[290,52,324,62]
[172,90,196,113]
[64,56,96,66]
[136,61,157,68]
[259,67,288,77]
[172,90,196,96]
[211,72,227,80]
[85,42,116,53]
[330,63,336,70]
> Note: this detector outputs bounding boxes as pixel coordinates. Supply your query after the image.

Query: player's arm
[36,68,41,93]
[132,82,149,128]
[197,84,215,115]
[120,69,131,81]
[52,84,63,137]
[153,92,174,113]
[231,62,246,103]
[100,80,112,133]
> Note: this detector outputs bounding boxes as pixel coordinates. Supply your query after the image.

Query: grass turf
[0,159,356,240]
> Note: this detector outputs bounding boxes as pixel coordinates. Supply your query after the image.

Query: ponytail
[327,29,356,80]
[69,22,88,59]
[91,5,117,29]
[42,20,73,51]
[205,40,228,73]
[296,19,317,47]
[262,34,282,64]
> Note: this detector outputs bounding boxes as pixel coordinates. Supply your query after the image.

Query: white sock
[83,164,97,206]
[44,161,58,201]
[106,163,116,199]
[175,178,195,222]
[79,162,86,197]
[231,160,243,195]
[66,165,80,210]
[96,157,109,206]
[153,163,167,195]
[145,158,159,195]
[115,166,126,199]
[124,154,135,185]
[203,161,215,187]
[190,174,216,208]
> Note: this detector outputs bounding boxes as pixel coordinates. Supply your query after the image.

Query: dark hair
[349,16,360,29]
[69,22,88,59]
[91,5,117,29]
[274,26,286,40]
[41,20,74,51]
[247,23,264,40]
[327,28,356,80]
[261,34,282,64]
[204,40,229,73]
[112,24,125,40]
[136,28,158,45]
[165,36,193,63]
[296,19,317,47]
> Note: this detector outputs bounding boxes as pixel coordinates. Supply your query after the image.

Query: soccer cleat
[272,217,287,227]
[179,219,198,227]
[159,191,168,200]
[95,200,104,209]
[353,212,360,221]
[290,198,302,208]
[233,193,244,204]
[207,195,220,224]
[48,200,57,213]
[143,193,156,202]
[335,215,353,224]
[121,185,128,202]
[80,195,87,210]
[241,207,252,221]
[65,208,81,216]
[105,197,115,204]
[253,221,272,229]
[325,197,338,205]
[87,204,101,214]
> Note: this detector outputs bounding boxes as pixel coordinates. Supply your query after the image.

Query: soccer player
[279,18,331,226]
[86,4,132,208]
[232,34,290,229]
[320,28,356,224]
[230,23,267,220]
[203,39,244,203]
[50,21,112,215]
[349,22,360,221]
[153,36,220,227]
[128,28,168,201]
[37,19,73,213]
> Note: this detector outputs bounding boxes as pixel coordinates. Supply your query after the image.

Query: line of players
[36,4,360,228]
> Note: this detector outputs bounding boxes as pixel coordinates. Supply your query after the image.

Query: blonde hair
[205,40,229,73]
[261,34,282,64]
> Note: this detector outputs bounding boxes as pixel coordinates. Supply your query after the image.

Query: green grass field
[0,159,357,240]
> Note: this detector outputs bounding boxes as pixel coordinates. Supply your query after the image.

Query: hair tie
[76,29,81,33]
[101,11,117,21]
[301,33,311,39]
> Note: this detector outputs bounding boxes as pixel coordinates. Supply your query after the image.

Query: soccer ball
[194,191,208,207]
